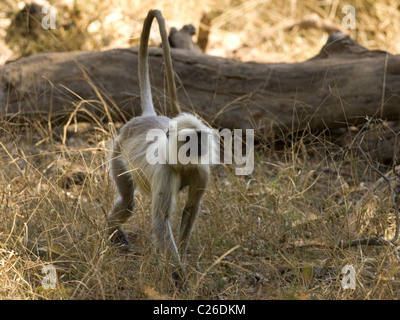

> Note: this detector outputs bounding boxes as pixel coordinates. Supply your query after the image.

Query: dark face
[185,130,203,157]
[166,128,209,162]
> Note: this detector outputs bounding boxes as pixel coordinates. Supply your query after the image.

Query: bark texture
[1,32,399,138]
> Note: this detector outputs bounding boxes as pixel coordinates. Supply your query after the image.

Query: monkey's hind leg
[151,172,187,290]
[107,154,135,248]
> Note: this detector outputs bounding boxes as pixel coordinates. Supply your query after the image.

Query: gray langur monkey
[107,9,216,289]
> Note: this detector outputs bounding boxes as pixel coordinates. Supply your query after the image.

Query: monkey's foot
[109,227,131,252]
[172,271,188,293]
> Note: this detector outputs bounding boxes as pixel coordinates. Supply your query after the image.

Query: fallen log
[1,32,399,138]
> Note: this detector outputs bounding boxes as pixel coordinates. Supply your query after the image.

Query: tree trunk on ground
[1,32,399,139]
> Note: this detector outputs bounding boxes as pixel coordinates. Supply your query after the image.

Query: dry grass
[1,0,400,300]
[1,118,400,300]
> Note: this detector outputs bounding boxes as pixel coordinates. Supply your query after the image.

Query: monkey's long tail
[139,9,181,117]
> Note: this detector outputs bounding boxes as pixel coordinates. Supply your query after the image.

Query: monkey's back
[116,115,170,196]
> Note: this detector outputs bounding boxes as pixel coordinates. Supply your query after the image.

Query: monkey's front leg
[178,172,208,264]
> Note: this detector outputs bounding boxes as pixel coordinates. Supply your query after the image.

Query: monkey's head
[166,113,218,166]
